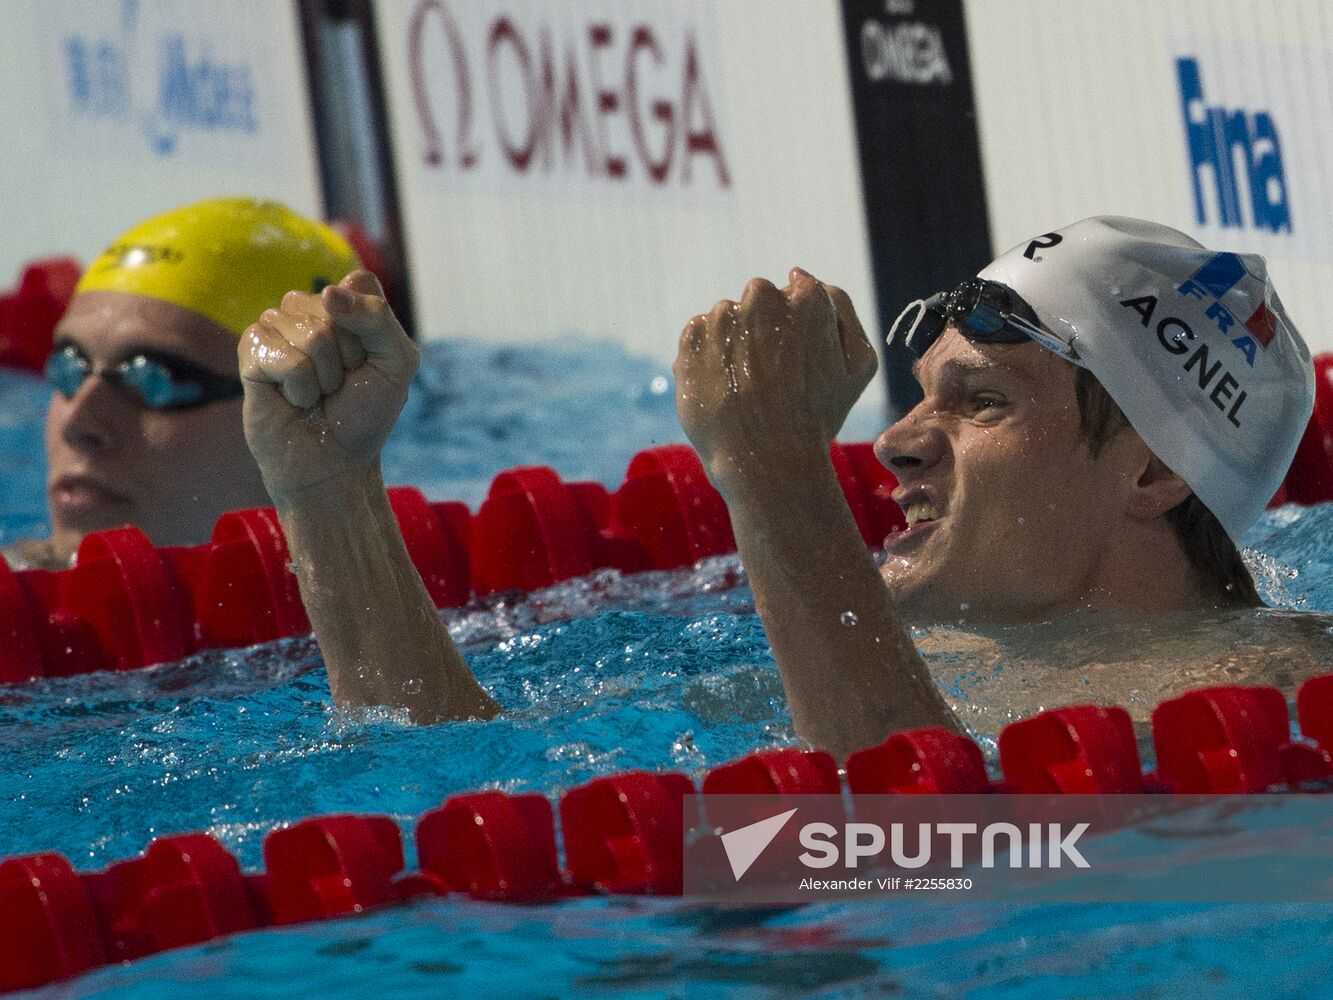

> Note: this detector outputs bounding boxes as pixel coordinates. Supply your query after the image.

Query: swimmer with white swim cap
[673,217,1317,754]
[13,198,359,570]
[232,215,1322,748]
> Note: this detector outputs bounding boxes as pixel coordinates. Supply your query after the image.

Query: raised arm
[673,269,954,757]
[239,271,497,723]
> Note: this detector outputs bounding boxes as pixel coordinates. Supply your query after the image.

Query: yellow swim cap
[76,198,361,336]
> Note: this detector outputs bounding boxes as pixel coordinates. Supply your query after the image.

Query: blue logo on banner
[1177,57,1290,234]
[61,23,258,156]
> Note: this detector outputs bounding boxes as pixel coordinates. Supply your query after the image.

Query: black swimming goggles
[888,278,1084,368]
[44,342,245,411]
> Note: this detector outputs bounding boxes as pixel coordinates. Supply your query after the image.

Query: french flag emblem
[1244,300,1277,348]
[1178,252,1277,356]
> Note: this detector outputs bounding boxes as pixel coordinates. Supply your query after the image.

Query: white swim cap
[978,216,1314,543]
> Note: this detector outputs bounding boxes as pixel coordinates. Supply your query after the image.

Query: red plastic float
[560,771,697,895]
[1287,674,1333,782]
[260,815,405,925]
[0,854,105,992]
[198,508,309,648]
[12,567,110,679]
[83,834,259,963]
[565,480,652,574]
[610,445,734,570]
[999,705,1144,793]
[845,726,989,794]
[0,673,1330,994]
[471,466,595,594]
[702,748,840,795]
[1282,354,1333,505]
[388,486,472,607]
[414,791,562,900]
[1297,673,1333,752]
[0,555,43,683]
[1151,686,1289,792]
[830,441,905,545]
[59,528,190,672]
[0,257,81,373]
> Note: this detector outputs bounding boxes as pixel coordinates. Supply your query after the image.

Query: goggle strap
[890,297,949,359]
[891,284,1086,367]
[1004,315,1088,368]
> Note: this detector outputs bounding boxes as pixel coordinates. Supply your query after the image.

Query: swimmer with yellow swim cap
[13,198,359,569]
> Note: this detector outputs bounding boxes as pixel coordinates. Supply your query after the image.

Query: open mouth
[885,497,942,550]
[903,500,940,527]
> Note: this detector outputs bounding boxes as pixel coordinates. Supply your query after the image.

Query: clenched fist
[673,268,878,497]
[239,270,419,507]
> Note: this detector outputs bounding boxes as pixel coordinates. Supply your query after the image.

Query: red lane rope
[3,257,1333,991]
[1,674,1330,992]
[0,440,895,682]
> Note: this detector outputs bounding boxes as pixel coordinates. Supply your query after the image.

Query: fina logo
[1176,57,1291,234]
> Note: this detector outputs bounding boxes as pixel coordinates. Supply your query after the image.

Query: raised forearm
[719,449,956,757]
[276,467,498,723]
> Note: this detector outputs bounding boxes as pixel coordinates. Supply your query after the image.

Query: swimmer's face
[874,327,1147,623]
[44,290,269,563]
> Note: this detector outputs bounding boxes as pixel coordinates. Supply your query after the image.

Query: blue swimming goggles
[44,342,245,411]
[889,278,1085,368]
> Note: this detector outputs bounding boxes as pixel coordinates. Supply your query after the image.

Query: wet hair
[1073,367,1262,607]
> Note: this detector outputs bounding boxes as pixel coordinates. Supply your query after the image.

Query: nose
[873,405,945,475]
[57,375,128,455]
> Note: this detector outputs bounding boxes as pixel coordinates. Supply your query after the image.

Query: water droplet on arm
[840,610,858,627]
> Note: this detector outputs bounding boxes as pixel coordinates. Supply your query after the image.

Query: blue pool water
[0,342,1330,999]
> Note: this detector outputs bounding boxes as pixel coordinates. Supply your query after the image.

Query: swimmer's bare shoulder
[1,538,67,571]
[1136,608,1333,692]
[925,609,1331,733]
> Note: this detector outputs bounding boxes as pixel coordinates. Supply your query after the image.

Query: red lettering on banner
[488,18,540,170]
[409,0,479,169]
[586,24,627,179]
[626,26,674,184]
[680,33,730,187]
[405,1,730,191]
[546,34,598,174]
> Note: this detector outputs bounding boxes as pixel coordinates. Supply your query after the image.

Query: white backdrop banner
[2,0,323,280]
[965,0,1333,350]
[374,0,884,391]
[402,0,732,203]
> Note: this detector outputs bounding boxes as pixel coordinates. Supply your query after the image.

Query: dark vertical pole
[839,0,992,420]
[296,0,416,337]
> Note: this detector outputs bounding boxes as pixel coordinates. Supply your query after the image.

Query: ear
[1125,453,1193,522]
